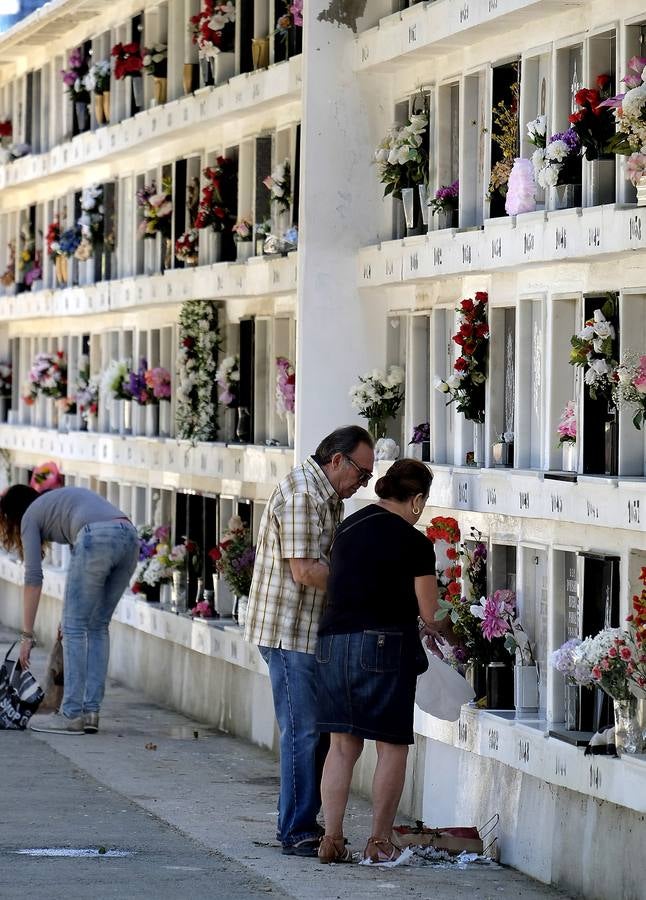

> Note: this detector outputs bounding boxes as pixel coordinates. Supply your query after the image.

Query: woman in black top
[316,459,452,864]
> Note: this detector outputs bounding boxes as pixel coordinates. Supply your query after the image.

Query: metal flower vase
[171,570,187,614]
[514,665,539,716]
[562,442,577,472]
[552,183,582,211]
[613,696,644,755]
[588,158,615,206]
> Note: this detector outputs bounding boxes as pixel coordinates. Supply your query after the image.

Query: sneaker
[30,712,84,735]
[84,712,99,734]
[282,838,320,858]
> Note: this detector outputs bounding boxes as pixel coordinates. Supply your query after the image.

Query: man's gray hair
[313,426,374,465]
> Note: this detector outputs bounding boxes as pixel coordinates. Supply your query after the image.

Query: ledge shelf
[355,0,584,71]
[0,424,294,496]
[358,205,646,288]
[0,253,298,321]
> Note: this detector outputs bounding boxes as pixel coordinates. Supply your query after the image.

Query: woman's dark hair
[0,485,39,555]
[313,425,374,465]
[375,459,433,502]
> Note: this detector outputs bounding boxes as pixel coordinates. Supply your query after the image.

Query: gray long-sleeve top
[20,487,125,586]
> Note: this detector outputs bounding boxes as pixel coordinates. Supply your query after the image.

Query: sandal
[318,835,353,864]
[363,836,401,863]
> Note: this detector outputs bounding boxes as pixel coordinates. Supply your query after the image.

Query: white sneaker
[30,712,85,735]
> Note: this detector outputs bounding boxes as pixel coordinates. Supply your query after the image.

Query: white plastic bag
[415,648,475,721]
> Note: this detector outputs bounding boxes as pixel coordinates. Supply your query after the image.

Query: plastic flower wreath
[434,292,489,423]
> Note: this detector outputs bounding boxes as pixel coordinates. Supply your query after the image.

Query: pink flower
[591,665,602,680]
[619,645,633,661]
[608,645,618,657]
[633,357,646,394]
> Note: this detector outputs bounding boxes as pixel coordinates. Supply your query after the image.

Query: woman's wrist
[20,631,34,643]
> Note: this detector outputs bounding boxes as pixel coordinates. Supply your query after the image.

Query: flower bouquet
[434,292,489,423]
[0,119,12,145]
[23,351,67,405]
[470,590,535,665]
[75,357,99,426]
[557,400,577,445]
[0,241,15,287]
[612,351,646,429]
[60,47,90,103]
[101,359,132,401]
[264,160,291,213]
[526,115,546,149]
[488,81,519,200]
[0,360,12,397]
[349,365,405,441]
[232,218,253,242]
[275,357,295,416]
[409,422,430,461]
[84,60,111,95]
[131,525,173,599]
[532,128,581,190]
[143,44,168,78]
[374,112,429,201]
[124,358,154,406]
[111,43,144,80]
[275,0,303,42]
[175,228,199,264]
[569,297,618,402]
[76,184,104,259]
[58,226,82,259]
[208,515,256,599]
[29,461,63,493]
[215,355,239,407]
[598,56,646,184]
[428,180,459,224]
[195,159,236,232]
[137,178,173,239]
[568,75,615,161]
[189,1,235,58]
[145,366,171,402]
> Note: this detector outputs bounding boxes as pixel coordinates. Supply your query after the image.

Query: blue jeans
[61,521,138,719]
[259,646,329,847]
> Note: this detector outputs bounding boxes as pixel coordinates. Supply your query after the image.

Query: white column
[295,3,385,459]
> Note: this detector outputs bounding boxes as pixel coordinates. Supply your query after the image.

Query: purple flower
[410,422,430,444]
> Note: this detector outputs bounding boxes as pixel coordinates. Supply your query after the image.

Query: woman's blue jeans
[259,645,329,847]
[61,521,138,719]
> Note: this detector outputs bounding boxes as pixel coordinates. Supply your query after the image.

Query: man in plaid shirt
[245,425,374,856]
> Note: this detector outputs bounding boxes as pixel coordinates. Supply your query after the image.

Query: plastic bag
[415,647,475,721]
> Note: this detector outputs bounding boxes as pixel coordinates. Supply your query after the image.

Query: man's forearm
[289,558,329,591]
[23,584,42,634]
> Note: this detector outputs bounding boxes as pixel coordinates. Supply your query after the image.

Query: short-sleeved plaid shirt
[244,456,343,654]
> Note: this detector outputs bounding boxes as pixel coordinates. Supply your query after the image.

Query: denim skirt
[315,629,418,745]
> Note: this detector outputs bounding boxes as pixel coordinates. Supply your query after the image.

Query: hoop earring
[412,506,420,516]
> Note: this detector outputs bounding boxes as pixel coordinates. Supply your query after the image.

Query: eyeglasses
[343,454,373,486]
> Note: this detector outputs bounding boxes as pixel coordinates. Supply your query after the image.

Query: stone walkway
[0,628,577,899]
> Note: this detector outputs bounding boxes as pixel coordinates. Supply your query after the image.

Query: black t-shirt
[318,504,437,636]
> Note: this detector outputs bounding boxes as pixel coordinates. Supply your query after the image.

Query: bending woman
[316,459,452,864]
[0,484,138,735]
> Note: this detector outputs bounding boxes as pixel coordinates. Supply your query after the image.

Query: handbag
[0,642,45,730]
[415,646,475,721]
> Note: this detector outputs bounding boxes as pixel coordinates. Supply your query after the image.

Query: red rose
[446,547,459,560]
[461,298,474,312]
[452,334,465,346]
[568,111,585,124]
[474,291,488,302]
[460,323,474,338]
[462,341,476,356]
[132,583,141,594]
[597,73,611,90]
[447,581,461,596]
[454,357,468,371]
[476,323,489,338]
[208,547,222,562]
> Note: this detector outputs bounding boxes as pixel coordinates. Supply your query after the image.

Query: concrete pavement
[0,628,577,900]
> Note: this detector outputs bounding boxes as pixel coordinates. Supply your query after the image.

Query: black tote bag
[0,642,44,729]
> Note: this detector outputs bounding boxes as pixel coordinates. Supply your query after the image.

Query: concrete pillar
[295,2,385,459]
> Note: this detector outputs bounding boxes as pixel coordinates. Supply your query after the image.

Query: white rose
[434,376,450,394]
[591,358,610,376]
[531,148,545,173]
[594,321,614,340]
[584,368,599,385]
[578,325,594,340]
